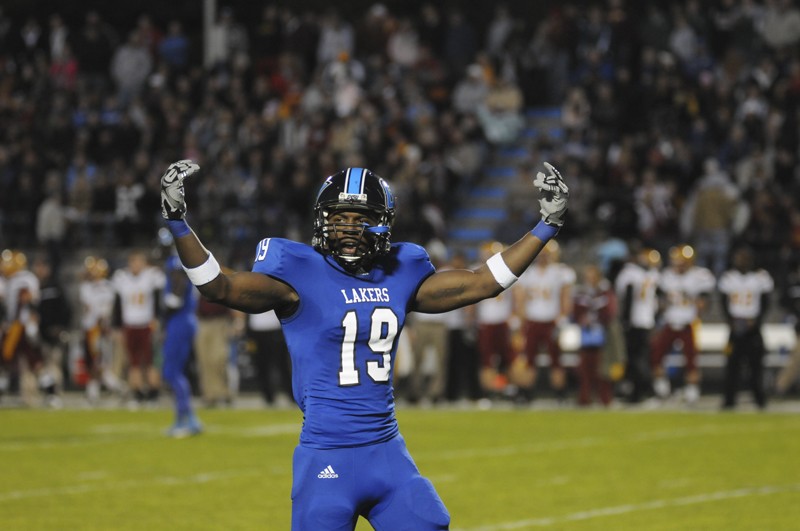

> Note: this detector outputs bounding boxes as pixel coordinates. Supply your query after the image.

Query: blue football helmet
[312,167,395,270]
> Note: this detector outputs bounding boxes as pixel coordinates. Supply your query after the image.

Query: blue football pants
[291,435,450,530]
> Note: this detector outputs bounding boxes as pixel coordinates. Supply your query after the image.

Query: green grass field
[3,403,800,530]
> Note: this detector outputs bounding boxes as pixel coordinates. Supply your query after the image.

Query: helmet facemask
[312,168,396,272]
[313,206,392,271]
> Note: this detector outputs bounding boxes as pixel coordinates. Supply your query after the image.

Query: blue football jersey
[252,238,434,449]
[165,255,198,318]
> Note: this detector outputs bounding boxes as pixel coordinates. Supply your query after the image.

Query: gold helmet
[638,248,662,269]
[0,249,27,277]
[84,255,109,280]
[668,244,695,267]
[540,240,561,262]
[479,240,505,259]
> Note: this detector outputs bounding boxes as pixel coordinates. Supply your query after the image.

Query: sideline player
[615,246,661,403]
[159,160,568,529]
[650,244,715,404]
[111,250,165,406]
[79,255,120,402]
[474,241,517,400]
[161,232,203,437]
[515,240,575,401]
[718,247,773,410]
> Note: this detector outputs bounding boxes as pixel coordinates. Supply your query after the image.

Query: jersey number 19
[339,308,398,386]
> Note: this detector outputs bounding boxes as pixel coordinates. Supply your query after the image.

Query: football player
[160,230,202,437]
[572,263,616,406]
[160,160,568,530]
[111,249,166,407]
[615,246,662,403]
[718,247,773,409]
[1,250,44,404]
[474,241,518,400]
[650,244,716,404]
[515,240,575,402]
[79,255,120,402]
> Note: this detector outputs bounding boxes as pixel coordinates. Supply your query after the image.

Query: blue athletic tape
[530,219,559,241]
[166,219,191,238]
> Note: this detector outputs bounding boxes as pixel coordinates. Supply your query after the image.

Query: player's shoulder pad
[252,238,316,277]
[391,241,432,261]
[385,242,435,277]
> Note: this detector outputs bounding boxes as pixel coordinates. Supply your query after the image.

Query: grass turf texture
[2,407,800,530]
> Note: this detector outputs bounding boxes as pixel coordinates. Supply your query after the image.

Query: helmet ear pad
[312,168,395,269]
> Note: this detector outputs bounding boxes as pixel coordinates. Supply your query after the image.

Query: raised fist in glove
[161,160,199,220]
[533,162,569,227]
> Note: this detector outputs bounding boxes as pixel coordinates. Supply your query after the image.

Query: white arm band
[182,252,221,286]
[486,252,518,289]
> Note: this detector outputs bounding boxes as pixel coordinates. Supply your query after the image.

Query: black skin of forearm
[413,232,548,313]
[171,227,298,315]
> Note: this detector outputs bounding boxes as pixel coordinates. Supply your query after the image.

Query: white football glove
[160,159,199,220]
[533,161,569,227]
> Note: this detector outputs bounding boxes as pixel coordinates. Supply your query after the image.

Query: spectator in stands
[485,4,514,61]
[387,17,420,69]
[634,166,678,254]
[561,87,591,133]
[477,74,525,145]
[252,5,285,73]
[35,172,68,274]
[136,14,163,59]
[317,9,355,66]
[159,20,190,73]
[207,7,250,68]
[452,63,488,115]
[48,42,78,92]
[71,11,116,90]
[760,0,800,51]
[114,168,146,247]
[442,8,478,80]
[110,30,152,105]
[719,247,773,410]
[681,158,740,277]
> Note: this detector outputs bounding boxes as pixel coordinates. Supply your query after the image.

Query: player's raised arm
[160,160,298,315]
[413,162,569,314]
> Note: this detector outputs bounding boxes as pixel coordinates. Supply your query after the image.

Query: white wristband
[183,253,221,286]
[487,252,518,289]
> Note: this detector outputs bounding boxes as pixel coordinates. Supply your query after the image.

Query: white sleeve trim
[487,252,518,289]
[183,253,221,286]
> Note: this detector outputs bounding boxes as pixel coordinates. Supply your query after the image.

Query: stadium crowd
[1,1,800,410]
